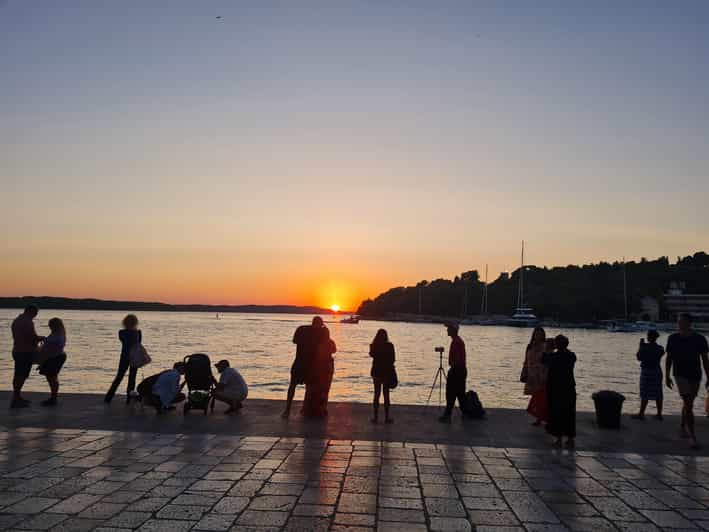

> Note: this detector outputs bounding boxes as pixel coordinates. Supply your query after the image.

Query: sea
[0,309,691,413]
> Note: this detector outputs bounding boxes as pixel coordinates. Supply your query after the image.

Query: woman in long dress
[543,334,577,448]
[370,329,396,424]
[523,327,548,426]
[632,330,664,420]
[302,326,336,417]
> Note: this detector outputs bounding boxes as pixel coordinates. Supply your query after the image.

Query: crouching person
[151,362,186,414]
[214,359,248,414]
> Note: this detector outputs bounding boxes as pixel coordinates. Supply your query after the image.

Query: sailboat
[507,241,539,327]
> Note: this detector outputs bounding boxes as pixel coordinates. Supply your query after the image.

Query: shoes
[631,414,645,420]
[655,414,663,421]
[10,398,30,409]
[41,397,57,407]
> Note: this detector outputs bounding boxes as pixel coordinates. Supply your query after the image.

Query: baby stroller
[183,353,216,415]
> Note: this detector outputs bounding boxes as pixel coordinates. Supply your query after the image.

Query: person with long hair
[302,326,336,418]
[36,318,67,406]
[523,327,548,426]
[370,329,396,424]
[543,334,577,448]
[104,314,141,404]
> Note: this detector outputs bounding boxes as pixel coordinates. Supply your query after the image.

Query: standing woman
[370,329,396,424]
[543,334,577,448]
[104,314,141,404]
[632,330,664,420]
[37,318,67,406]
[523,327,548,426]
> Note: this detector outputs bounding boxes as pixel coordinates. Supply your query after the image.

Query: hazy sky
[2,1,708,309]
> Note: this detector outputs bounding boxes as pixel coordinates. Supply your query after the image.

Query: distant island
[357,252,709,323]
[0,296,337,315]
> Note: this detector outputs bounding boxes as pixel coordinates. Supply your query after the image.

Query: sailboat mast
[517,241,525,309]
[623,258,628,320]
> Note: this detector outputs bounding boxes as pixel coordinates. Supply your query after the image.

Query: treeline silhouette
[0,296,334,315]
[357,252,709,322]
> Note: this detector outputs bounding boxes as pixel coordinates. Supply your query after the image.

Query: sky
[1,1,708,310]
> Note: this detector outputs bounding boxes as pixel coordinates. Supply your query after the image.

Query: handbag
[389,367,399,390]
[129,342,151,369]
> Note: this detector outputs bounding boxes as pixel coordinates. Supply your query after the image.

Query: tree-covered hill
[357,252,709,322]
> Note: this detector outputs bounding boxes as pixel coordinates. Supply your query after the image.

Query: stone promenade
[1,392,709,531]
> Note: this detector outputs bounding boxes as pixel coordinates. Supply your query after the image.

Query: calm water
[0,309,685,412]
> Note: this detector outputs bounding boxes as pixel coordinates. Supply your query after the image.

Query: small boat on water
[340,316,360,324]
[507,307,539,327]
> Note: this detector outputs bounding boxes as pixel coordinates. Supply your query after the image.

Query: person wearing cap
[632,330,665,421]
[214,359,248,414]
[439,322,467,423]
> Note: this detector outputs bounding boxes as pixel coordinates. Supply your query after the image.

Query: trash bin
[592,390,625,429]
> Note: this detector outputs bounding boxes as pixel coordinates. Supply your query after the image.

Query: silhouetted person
[523,327,548,426]
[152,362,186,414]
[543,334,576,448]
[36,318,67,407]
[632,329,664,421]
[666,313,709,449]
[10,305,45,408]
[439,322,467,423]
[214,359,248,413]
[282,316,324,418]
[104,314,141,404]
[370,329,396,424]
[302,326,336,418]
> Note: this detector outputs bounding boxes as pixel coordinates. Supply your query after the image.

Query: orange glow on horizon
[330,304,340,312]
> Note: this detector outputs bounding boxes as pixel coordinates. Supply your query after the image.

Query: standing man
[666,313,709,449]
[282,316,323,418]
[10,305,45,408]
[214,359,248,413]
[439,322,467,423]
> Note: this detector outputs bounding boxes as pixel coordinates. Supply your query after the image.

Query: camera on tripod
[435,346,445,353]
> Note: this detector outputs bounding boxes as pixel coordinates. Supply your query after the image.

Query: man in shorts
[282,316,323,418]
[10,305,45,408]
[214,359,248,413]
[666,313,709,449]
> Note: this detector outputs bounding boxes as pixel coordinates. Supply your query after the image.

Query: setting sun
[330,304,340,312]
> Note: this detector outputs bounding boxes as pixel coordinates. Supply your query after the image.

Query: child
[632,330,664,421]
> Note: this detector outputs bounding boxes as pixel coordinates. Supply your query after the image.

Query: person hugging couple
[282,316,337,419]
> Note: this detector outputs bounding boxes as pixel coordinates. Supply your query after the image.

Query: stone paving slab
[1,427,709,531]
[3,391,709,455]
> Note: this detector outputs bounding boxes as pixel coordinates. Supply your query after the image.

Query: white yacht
[506,241,539,328]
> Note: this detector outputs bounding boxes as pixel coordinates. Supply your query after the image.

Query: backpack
[463,390,486,419]
[137,372,164,399]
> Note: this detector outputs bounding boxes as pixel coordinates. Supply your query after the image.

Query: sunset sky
[2,2,708,311]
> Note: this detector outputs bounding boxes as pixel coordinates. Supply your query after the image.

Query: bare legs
[633,399,663,420]
[681,396,699,448]
[372,380,392,423]
[41,375,59,406]
[281,380,297,419]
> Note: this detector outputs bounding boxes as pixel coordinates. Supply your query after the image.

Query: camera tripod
[426,348,447,405]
